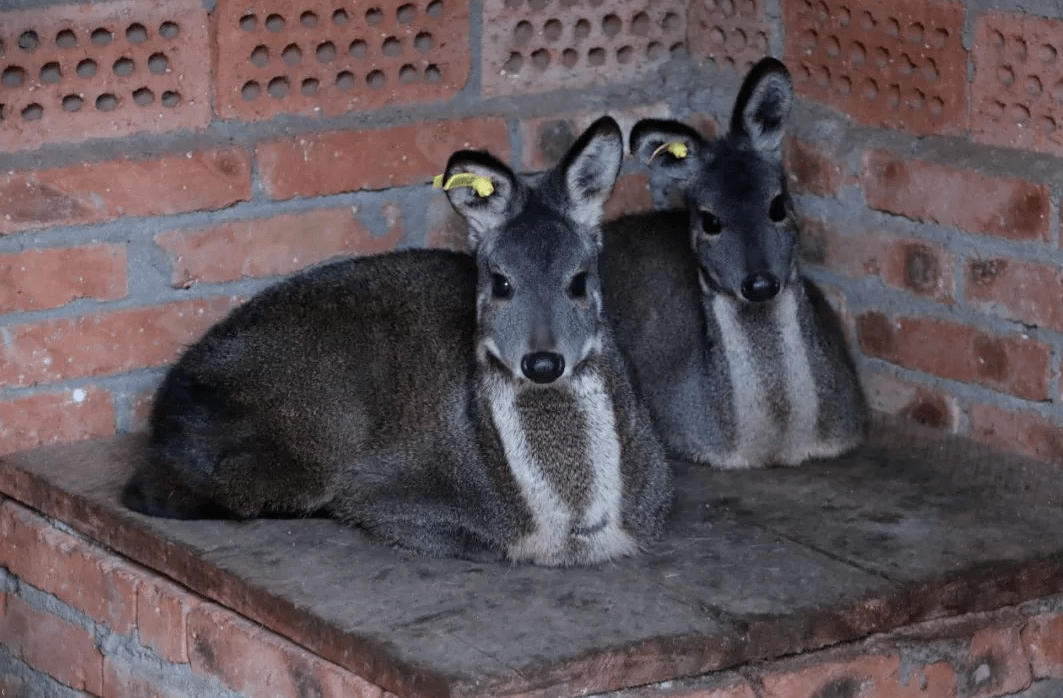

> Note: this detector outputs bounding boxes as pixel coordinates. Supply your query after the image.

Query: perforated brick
[783,0,967,136]
[971,12,1063,157]
[0,0,210,152]
[481,0,687,97]
[687,0,771,75]
[213,0,469,121]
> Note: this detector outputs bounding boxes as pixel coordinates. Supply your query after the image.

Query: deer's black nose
[741,272,780,303]
[521,352,565,384]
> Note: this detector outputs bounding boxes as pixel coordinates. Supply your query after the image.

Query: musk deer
[122,117,672,565]
[601,58,867,469]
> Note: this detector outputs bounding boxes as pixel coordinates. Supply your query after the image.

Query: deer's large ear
[630,119,703,183]
[730,57,793,154]
[559,116,624,234]
[442,150,521,251]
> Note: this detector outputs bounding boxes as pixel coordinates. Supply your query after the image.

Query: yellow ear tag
[432,173,495,197]
[649,141,689,161]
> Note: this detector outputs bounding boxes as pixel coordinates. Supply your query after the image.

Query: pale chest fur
[484,370,636,565]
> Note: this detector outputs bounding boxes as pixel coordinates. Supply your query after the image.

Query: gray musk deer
[122,117,672,565]
[601,58,867,469]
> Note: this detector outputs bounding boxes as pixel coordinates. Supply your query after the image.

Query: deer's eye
[491,273,513,299]
[769,195,787,222]
[568,271,588,299]
[700,210,722,236]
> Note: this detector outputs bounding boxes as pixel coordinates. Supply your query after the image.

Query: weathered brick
[1023,611,1063,679]
[0,386,115,455]
[971,12,1063,157]
[156,206,405,287]
[964,626,1032,698]
[687,0,770,76]
[0,244,127,313]
[136,575,201,665]
[759,653,956,697]
[784,0,967,136]
[425,193,469,252]
[0,149,252,235]
[102,658,194,698]
[188,603,385,698]
[966,258,1063,333]
[0,299,237,389]
[0,501,138,633]
[519,105,669,172]
[861,369,959,431]
[0,592,104,694]
[786,137,851,198]
[856,312,1051,400]
[968,403,1063,465]
[256,117,508,200]
[861,150,1051,242]
[604,172,652,221]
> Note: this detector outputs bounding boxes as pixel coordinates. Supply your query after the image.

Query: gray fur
[122,117,672,566]
[601,58,867,468]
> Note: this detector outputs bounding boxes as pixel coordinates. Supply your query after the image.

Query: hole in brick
[268,76,289,98]
[862,77,878,101]
[1025,75,1042,96]
[874,46,889,69]
[1009,103,1031,122]
[647,41,664,60]
[300,11,318,27]
[62,94,83,111]
[397,4,417,24]
[55,29,77,48]
[929,28,948,49]
[531,48,550,69]
[929,96,944,117]
[1038,43,1057,63]
[835,75,851,96]
[2,66,26,87]
[1053,79,1063,102]
[709,26,726,46]
[884,84,898,109]
[40,62,61,83]
[731,28,748,51]
[1,104,7,122]
[335,70,355,90]
[399,64,418,83]
[544,19,563,41]
[631,12,649,36]
[425,63,441,82]
[1040,116,1057,136]
[575,19,591,39]
[670,42,687,58]
[149,53,169,74]
[503,52,523,74]
[415,32,434,53]
[907,22,923,44]
[282,43,302,65]
[989,29,1004,49]
[1010,36,1027,61]
[897,53,915,76]
[127,23,148,43]
[588,47,605,66]
[906,88,924,111]
[529,0,547,9]
[718,0,735,17]
[753,30,768,52]
[922,58,938,82]
[19,30,40,52]
[860,11,875,32]
[96,93,118,111]
[365,8,383,25]
[602,14,621,37]
[162,90,180,107]
[986,99,1005,119]
[240,14,257,31]
[562,48,578,67]
[113,57,135,77]
[22,103,43,120]
[997,65,1014,87]
[350,40,367,58]
[333,9,349,25]
[514,21,533,45]
[663,12,681,32]
[617,45,633,64]
[160,21,179,39]
[91,28,113,45]
[366,69,386,89]
[250,45,269,66]
[76,59,98,78]
[133,86,154,105]
[837,5,851,27]
[813,0,827,20]
[798,29,817,52]
[242,80,261,100]
[301,77,318,95]
[316,41,336,63]
[382,37,402,56]
[825,35,840,59]
[426,0,443,19]
[266,14,286,31]
[884,17,899,37]
[849,40,865,65]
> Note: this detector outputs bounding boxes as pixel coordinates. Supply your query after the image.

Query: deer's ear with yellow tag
[440,151,520,251]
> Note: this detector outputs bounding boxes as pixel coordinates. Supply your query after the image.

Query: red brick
[0,245,126,313]
[0,298,237,389]
[861,150,1050,242]
[688,0,770,76]
[129,387,155,433]
[136,576,201,665]
[856,312,1051,400]
[968,403,1063,465]
[966,258,1063,333]
[519,106,668,172]
[0,0,211,153]
[965,626,1032,698]
[213,0,471,121]
[971,12,1063,157]
[426,193,470,252]
[0,387,115,455]
[0,149,252,235]
[786,137,852,198]
[1023,611,1063,679]
[0,501,138,633]
[156,206,405,287]
[256,117,508,200]
[650,679,757,698]
[760,653,956,697]
[0,592,104,694]
[861,369,959,431]
[784,0,967,136]
[187,603,384,698]
[604,172,652,221]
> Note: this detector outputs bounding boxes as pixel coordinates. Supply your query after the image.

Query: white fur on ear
[443,157,520,251]
[734,58,793,153]
[562,117,624,232]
